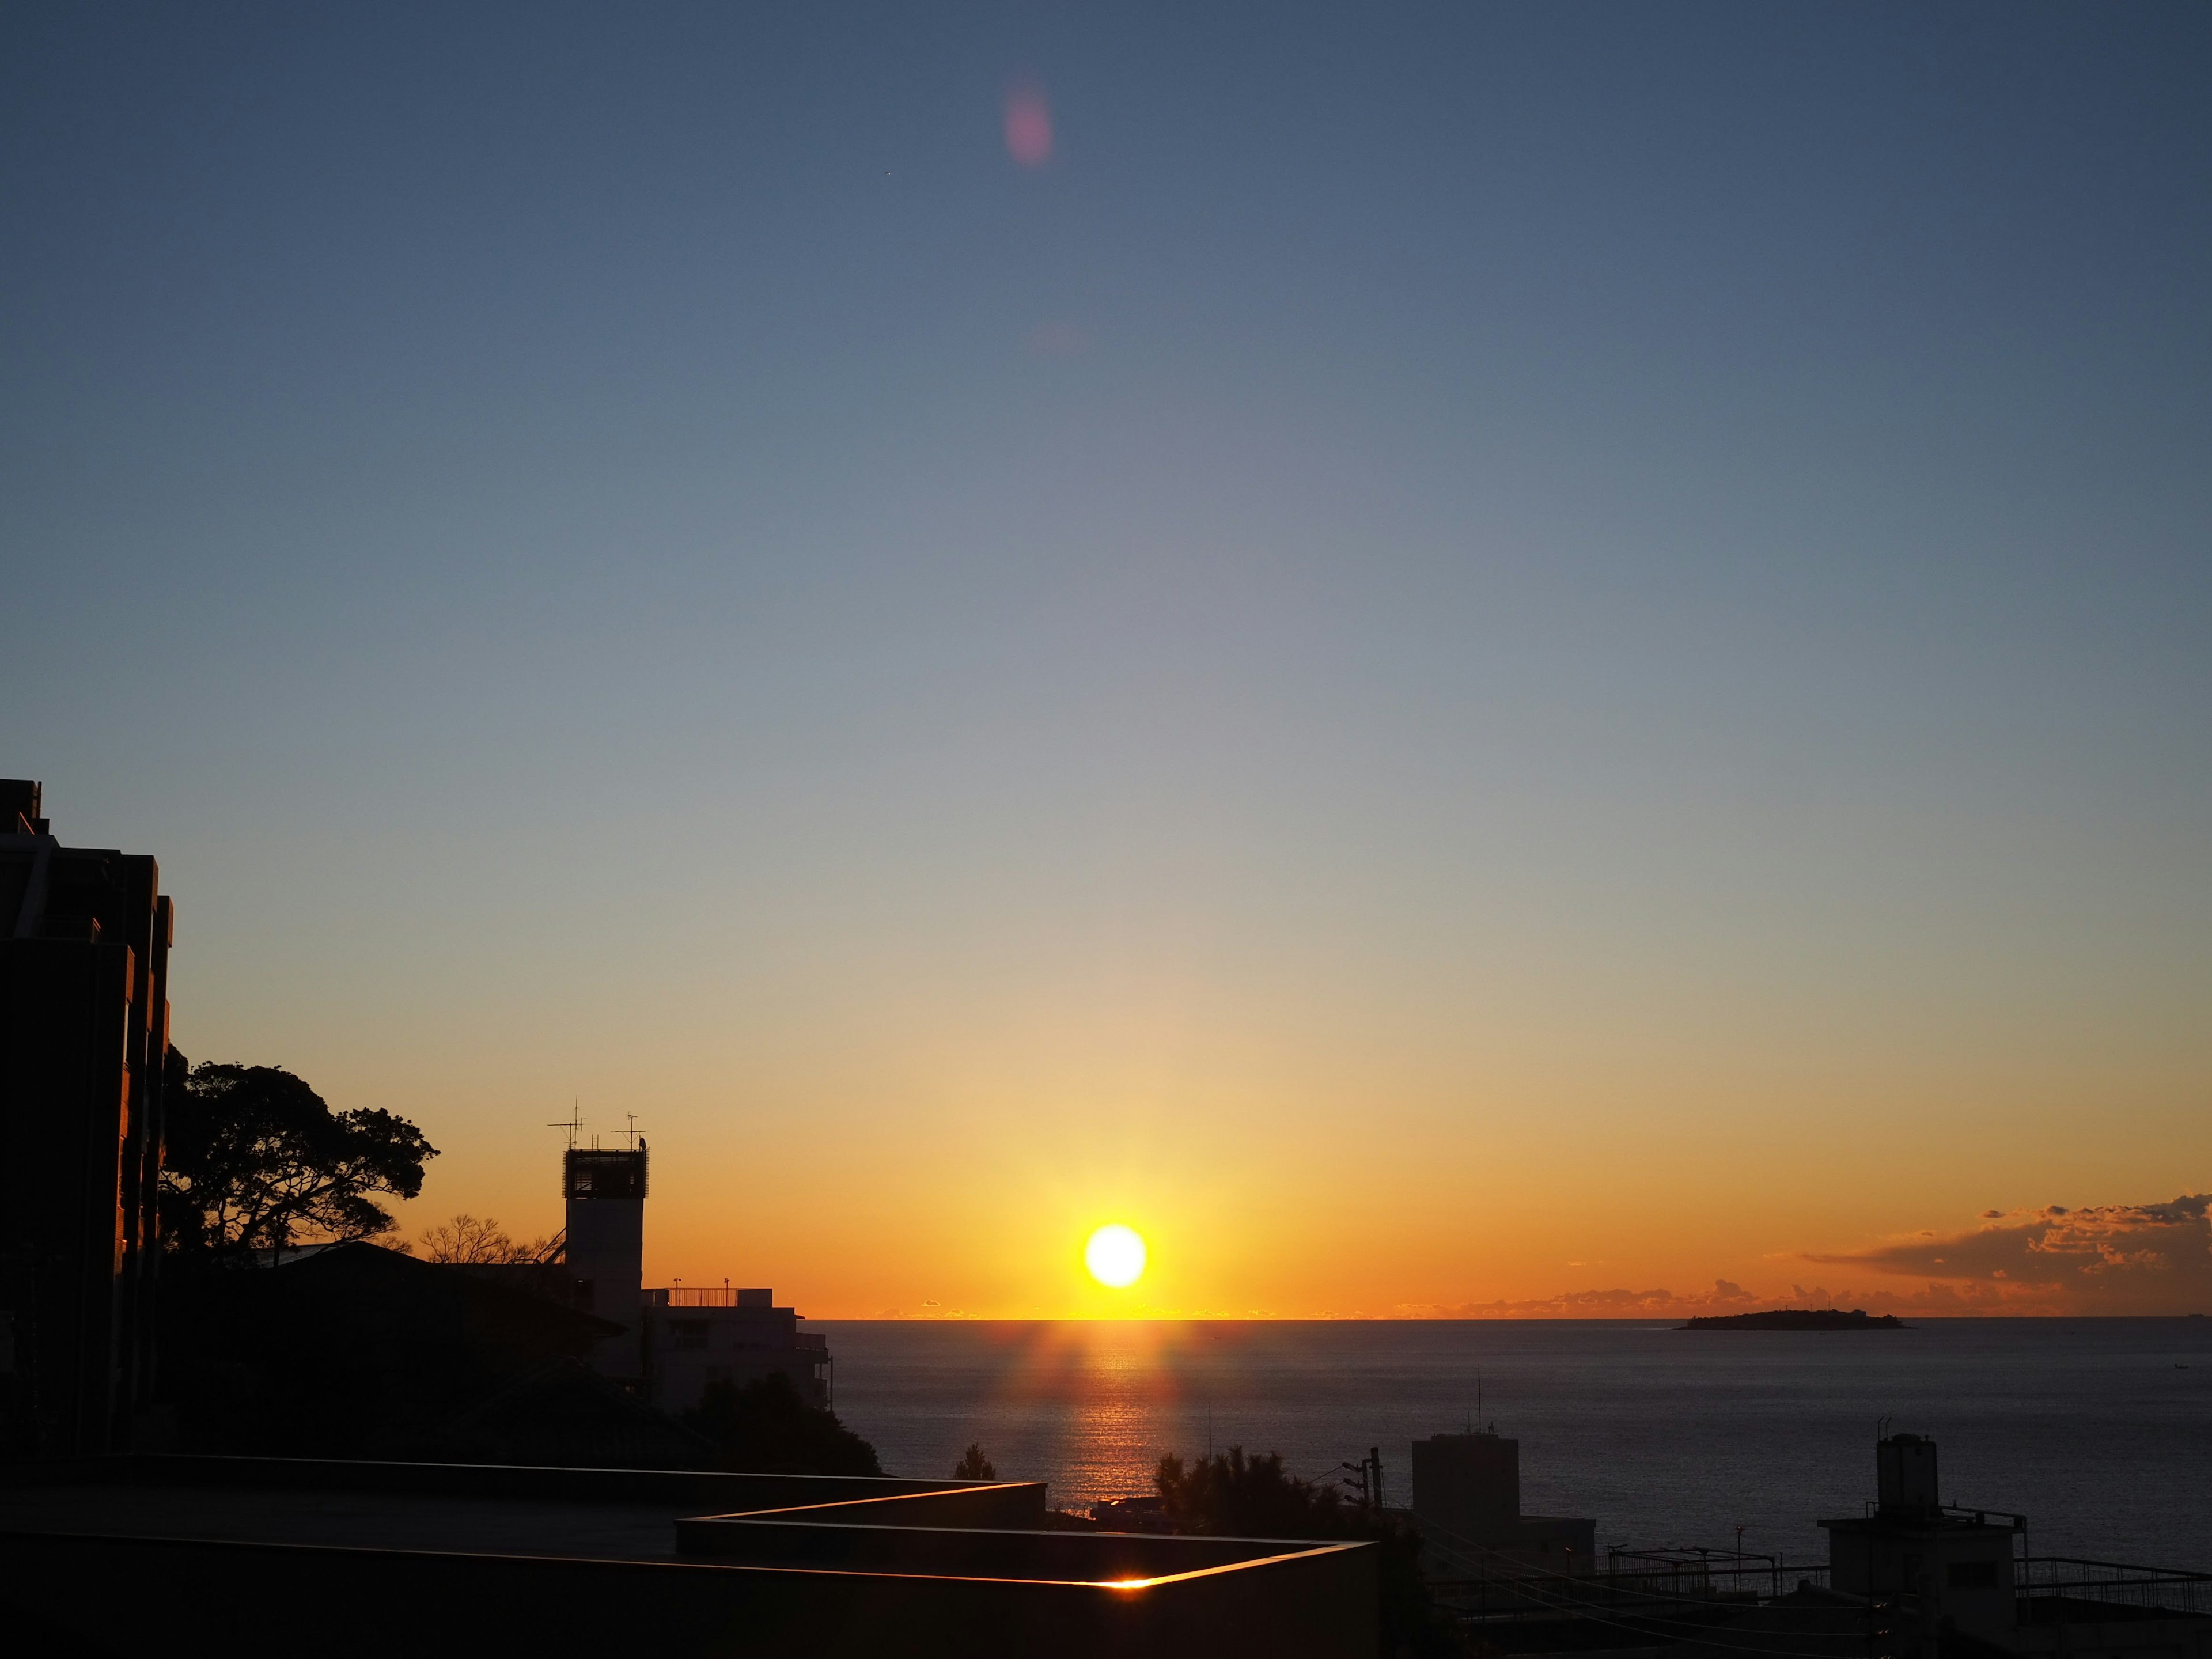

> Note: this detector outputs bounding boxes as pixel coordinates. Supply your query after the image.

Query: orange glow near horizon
[281,938,2212,1327]
[367,1050,2212,1321]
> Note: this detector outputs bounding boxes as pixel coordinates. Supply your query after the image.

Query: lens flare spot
[1004,81,1053,168]
[1085,1225,1146,1289]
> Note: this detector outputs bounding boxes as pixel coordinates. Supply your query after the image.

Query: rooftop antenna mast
[549,1101,584,1150]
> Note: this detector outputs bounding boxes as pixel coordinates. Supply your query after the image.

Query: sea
[810,1319,2212,1571]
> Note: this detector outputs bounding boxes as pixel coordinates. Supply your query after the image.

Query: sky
[3,2,2209,1317]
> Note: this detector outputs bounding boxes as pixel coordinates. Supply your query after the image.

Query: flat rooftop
[0,1457,1381,1658]
[0,1482,694,1562]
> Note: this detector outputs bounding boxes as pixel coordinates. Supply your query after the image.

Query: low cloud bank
[1805,1194,2211,1315]
[1402,1194,2211,1319]
[1397,1281,1760,1319]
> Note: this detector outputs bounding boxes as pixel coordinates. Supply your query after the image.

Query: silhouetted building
[1817,1431,2212,1659]
[1823,1433,2024,1652]
[1421,1431,2212,1659]
[0,780,173,1456]
[555,1131,832,1408]
[644,1286,833,1412]
[565,1145,648,1383]
[1411,1429,1597,1574]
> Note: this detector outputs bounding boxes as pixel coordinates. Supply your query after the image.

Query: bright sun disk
[1084,1225,1147,1288]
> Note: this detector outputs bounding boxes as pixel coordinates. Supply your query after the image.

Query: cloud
[1398,1280,1761,1320]
[900,1298,982,1320]
[1396,1192,2212,1319]
[1805,1194,2212,1314]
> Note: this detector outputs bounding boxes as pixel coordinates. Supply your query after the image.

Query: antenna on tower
[548,1101,584,1150]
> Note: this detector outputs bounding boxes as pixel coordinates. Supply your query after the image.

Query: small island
[1682,1309,1907,1331]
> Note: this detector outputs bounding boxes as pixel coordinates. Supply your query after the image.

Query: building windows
[566,1150,647,1200]
[671,1320,709,1351]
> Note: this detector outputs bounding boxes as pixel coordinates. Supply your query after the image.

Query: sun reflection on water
[889,1320,1259,1508]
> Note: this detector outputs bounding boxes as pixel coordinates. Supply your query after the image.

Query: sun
[1084,1225,1147,1289]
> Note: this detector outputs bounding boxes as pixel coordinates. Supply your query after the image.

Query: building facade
[642,1287,832,1412]
[1822,1432,2024,1650]
[565,1146,647,1385]
[0,780,174,1456]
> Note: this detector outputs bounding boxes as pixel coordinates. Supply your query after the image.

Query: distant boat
[1681,1309,1907,1331]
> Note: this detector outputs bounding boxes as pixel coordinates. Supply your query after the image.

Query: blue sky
[4,3,2208,1311]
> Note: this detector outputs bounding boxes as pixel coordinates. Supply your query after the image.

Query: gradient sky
[5,3,2209,1316]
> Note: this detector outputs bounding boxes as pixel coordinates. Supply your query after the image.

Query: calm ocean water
[812,1319,2212,1570]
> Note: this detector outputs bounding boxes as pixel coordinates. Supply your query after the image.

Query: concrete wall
[680,1513,1340,1580]
[0,1520,1377,1659]
[0,1453,1377,1658]
[10,1453,1047,1513]
[1827,1518,2020,1645]
[695,1481,1050,1534]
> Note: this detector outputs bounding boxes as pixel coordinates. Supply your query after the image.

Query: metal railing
[1423,1527,1831,1621]
[654,1287,778,1308]
[1420,1511,2212,1632]
[2018,1558,2212,1617]
[1606,1547,1831,1601]
[1429,1573,1839,1623]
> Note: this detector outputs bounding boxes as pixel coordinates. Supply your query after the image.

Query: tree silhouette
[158,1050,437,1256]
[418,1213,555,1264]
[1155,1445,1350,1536]
[1153,1445,1470,1657]
[954,1442,997,1480]
[680,1371,882,1477]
